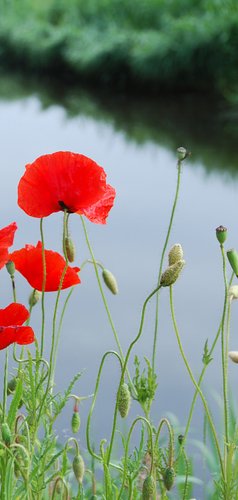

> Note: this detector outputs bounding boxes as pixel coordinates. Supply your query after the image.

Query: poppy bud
[64,236,76,263]
[142,475,156,499]
[7,377,17,395]
[228,286,238,301]
[118,383,131,418]
[6,260,15,277]
[178,434,184,445]
[102,268,118,295]
[168,244,184,266]
[71,406,80,434]
[228,351,238,364]
[177,147,187,161]
[216,226,227,245]
[227,249,238,276]
[160,260,185,287]
[163,466,175,491]
[1,422,11,446]
[73,453,85,484]
[28,289,41,307]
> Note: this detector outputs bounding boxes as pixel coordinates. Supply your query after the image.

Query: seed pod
[6,260,15,277]
[28,289,41,307]
[118,383,131,418]
[216,226,227,245]
[163,466,175,491]
[142,475,156,499]
[168,244,183,266]
[177,147,187,161]
[64,236,75,263]
[102,268,118,295]
[2,422,11,446]
[7,377,17,395]
[227,249,238,276]
[160,260,185,287]
[73,453,85,483]
[71,409,80,434]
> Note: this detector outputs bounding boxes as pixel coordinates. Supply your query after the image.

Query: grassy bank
[0,0,238,98]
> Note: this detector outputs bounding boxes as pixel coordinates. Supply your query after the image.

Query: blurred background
[1,1,238,497]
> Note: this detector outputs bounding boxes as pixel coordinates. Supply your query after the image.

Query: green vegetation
[1,0,238,98]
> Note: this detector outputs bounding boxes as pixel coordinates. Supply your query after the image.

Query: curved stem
[155,418,174,467]
[80,216,135,395]
[107,284,162,464]
[152,159,182,374]
[169,286,224,479]
[86,350,123,465]
[2,348,9,421]
[118,416,154,499]
[51,287,74,378]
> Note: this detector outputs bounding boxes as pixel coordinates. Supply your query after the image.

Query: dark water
[1,74,238,498]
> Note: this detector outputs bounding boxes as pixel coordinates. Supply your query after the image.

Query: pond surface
[1,74,238,497]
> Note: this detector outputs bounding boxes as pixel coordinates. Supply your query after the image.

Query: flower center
[58,201,73,213]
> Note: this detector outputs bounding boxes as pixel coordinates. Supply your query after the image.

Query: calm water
[1,74,238,497]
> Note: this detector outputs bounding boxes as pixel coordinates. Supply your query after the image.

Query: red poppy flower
[0,303,35,350]
[9,242,80,292]
[0,222,17,270]
[18,151,116,224]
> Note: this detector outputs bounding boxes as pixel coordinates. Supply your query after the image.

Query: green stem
[183,273,234,446]
[169,286,224,479]
[2,348,9,421]
[40,218,46,357]
[107,284,162,464]
[152,159,182,374]
[80,216,135,394]
[51,288,74,378]
[86,350,123,464]
[220,244,229,460]
[154,418,174,468]
[118,416,154,499]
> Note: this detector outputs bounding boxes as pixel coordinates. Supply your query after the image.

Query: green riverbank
[1,0,238,100]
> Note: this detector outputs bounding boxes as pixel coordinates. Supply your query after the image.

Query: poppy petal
[18,152,110,218]
[80,184,116,224]
[10,242,81,292]
[0,222,17,269]
[0,303,29,327]
[0,326,35,350]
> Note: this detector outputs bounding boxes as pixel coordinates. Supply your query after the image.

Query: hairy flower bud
[2,422,11,446]
[163,466,175,490]
[71,408,80,434]
[7,377,17,395]
[73,453,85,483]
[118,382,131,418]
[64,236,76,263]
[6,260,15,277]
[28,289,42,307]
[228,351,238,364]
[228,286,238,301]
[178,434,184,445]
[160,260,185,287]
[216,226,227,245]
[227,249,238,276]
[177,147,187,161]
[102,268,118,295]
[168,244,184,266]
[142,475,156,499]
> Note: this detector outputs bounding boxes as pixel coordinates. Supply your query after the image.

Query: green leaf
[7,377,23,429]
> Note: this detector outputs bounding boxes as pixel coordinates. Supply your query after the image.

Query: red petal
[18,152,109,218]
[0,222,17,269]
[10,243,81,292]
[80,184,116,224]
[0,326,34,350]
[0,303,29,327]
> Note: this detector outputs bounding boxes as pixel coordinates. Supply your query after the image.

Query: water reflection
[0,72,238,176]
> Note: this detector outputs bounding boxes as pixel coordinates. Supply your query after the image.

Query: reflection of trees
[0,72,237,177]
